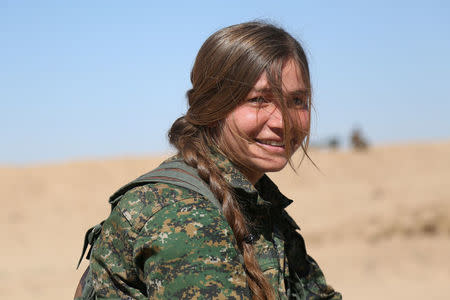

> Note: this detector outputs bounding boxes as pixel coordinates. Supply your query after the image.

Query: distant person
[328,137,340,150]
[351,128,369,150]
[75,21,341,300]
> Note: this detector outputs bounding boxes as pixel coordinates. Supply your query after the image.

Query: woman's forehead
[251,60,305,94]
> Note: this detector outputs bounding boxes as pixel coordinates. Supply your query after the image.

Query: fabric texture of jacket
[79,151,342,299]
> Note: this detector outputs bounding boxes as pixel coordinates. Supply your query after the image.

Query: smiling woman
[221,59,310,184]
[75,21,341,300]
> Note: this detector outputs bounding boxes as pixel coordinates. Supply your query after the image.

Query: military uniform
[82,151,341,299]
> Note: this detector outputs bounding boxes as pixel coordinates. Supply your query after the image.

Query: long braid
[169,117,275,300]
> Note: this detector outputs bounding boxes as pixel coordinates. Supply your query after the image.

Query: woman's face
[222,59,310,184]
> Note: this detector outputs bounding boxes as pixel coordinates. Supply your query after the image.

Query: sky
[1,0,449,165]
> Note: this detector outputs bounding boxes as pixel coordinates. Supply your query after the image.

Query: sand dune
[1,142,449,299]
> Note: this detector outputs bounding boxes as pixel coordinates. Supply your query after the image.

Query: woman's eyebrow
[253,87,309,93]
[291,88,309,93]
[252,87,272,93]
[251,88,310,97]
[288,89,310,96]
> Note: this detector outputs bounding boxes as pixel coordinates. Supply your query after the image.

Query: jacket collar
[209,149,293,211]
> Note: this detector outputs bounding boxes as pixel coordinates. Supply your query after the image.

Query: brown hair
[168,21,311,300]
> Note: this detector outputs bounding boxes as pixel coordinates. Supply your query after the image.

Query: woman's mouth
[255,139,286,152]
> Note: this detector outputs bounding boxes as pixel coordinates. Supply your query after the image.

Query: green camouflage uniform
[82,151,341,299]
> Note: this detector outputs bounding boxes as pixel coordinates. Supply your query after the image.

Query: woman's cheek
[298,110,310,133]
[234,108,263,136]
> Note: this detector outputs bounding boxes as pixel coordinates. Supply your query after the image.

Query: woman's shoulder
[113,181,220,233]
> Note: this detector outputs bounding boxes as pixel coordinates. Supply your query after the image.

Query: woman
[76,21,341,300]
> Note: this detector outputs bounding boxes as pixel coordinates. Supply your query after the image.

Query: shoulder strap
[77,159,221,269]
[108,159,222,212]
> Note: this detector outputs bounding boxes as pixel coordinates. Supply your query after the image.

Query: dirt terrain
[1,141,449,299]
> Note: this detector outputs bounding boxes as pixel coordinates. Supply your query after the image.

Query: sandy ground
[1,141,449,299]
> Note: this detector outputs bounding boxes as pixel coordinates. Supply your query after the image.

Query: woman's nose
[265,105,283,129]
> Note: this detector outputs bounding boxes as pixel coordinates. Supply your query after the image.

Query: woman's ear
[207,119,225,130]
[207,121,218,128]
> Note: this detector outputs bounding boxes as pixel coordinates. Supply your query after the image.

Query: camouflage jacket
[82,152,341,299]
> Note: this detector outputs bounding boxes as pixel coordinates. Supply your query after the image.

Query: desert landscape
[1,141,449,299]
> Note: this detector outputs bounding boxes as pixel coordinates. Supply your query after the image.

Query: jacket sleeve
[282,210,342,300]
[300,255,342,299]
[132,186,251,299]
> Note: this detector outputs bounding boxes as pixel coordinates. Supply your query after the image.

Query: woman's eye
[248,96,268,104]
[293,97,308,109]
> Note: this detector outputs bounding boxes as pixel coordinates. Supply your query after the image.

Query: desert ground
[1,141,449,299]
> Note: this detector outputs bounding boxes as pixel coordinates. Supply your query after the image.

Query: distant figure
[75,21,341,300]
[328,136,340,150]
[351,128,369,150]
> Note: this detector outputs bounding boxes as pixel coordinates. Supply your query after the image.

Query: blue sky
[1,1,449,164]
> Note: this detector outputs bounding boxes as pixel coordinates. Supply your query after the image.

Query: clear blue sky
[1,1,449,164]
